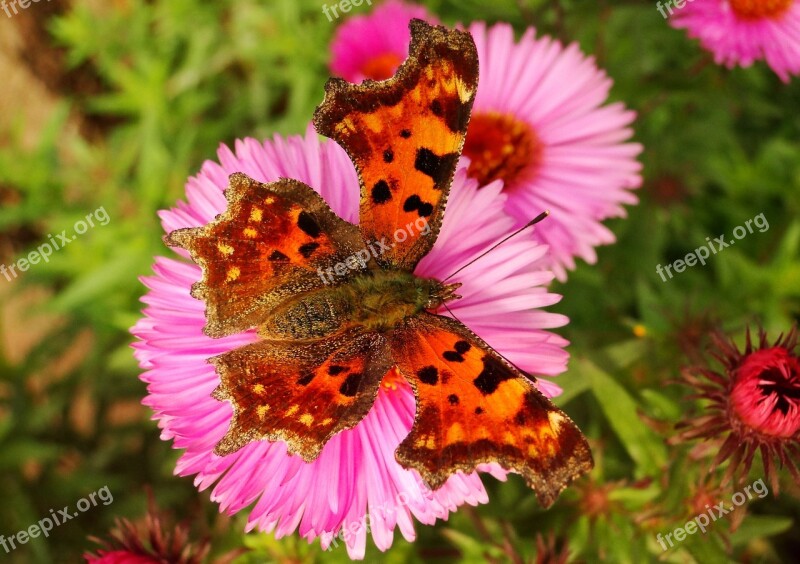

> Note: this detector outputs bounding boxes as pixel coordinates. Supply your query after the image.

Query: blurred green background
[0,0,799,562]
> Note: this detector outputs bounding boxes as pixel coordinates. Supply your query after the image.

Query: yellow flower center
[728,0,793,20]
[360,52,403,81]
[462,112,543,188]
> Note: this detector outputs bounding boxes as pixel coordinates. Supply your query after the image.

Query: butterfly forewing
[165,173,366,338]
[314,20,479,270]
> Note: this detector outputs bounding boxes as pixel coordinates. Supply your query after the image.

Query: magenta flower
[730,339,800,439]
[670,0,800,82]
[329,0,437,82]
[676,326,800,493]
[132,126,569,558]
[464,22,643,280]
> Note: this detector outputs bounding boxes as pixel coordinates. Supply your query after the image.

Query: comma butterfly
[165,20,592,507]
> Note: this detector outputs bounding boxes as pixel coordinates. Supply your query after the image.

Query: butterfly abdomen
[259,290,356,340]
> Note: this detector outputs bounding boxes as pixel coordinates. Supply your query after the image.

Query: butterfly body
[262,270,457,338]
[167,20,592,508]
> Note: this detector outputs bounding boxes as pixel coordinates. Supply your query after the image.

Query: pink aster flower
[132,126,569,559]
[463,22,643,280]
[329,0,437,82]
[670,0,800,83]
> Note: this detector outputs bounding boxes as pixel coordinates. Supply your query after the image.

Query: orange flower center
[462,112,543,188]
[360,52,403,81]
[728,0,792,20]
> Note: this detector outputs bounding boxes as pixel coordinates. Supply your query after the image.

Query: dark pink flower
[329,0,437,82]
[676,326,800,492]
[84,496,209,564]
[730,346,800,438]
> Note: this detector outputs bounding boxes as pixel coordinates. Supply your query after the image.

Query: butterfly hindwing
[314,20,479,270]
[212,329,393,460]
[165,173,366,338]
[390,313,593,507]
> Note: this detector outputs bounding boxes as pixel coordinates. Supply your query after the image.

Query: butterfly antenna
[442,210,549,283]
[439,302,539,382]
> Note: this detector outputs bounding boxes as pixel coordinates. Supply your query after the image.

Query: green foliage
[0,0,798,562]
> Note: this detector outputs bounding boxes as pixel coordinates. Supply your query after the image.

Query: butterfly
[165,20,592,508]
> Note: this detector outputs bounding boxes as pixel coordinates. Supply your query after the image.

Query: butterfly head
[423,280,462,310]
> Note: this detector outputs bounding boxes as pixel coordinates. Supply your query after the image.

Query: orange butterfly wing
[314,20,478,270]
[212,330,393,460]
[390,313,593,507]
[165,173,366,338]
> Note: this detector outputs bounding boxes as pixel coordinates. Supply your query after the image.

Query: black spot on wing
[443,350,465,362]
[417,366,438,385]
[298,242,320,258]
[436,96,469,133]
[339,373,362,397]
[383,148,394,163]
[442,341,471,363]
[371,180,392,204]
[475,407,484,415]
[269,250,289,261]
[448,394,459,405]
[473,356,515,395]
[328,365,346,376]
[297,211,321,238]
[400,129,412,138]
[297,372,315,386]
[403,195,434,218]
[414,148,459,188]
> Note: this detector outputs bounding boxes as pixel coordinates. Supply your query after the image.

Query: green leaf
[730,516,794,548]
[578,357,667,476]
